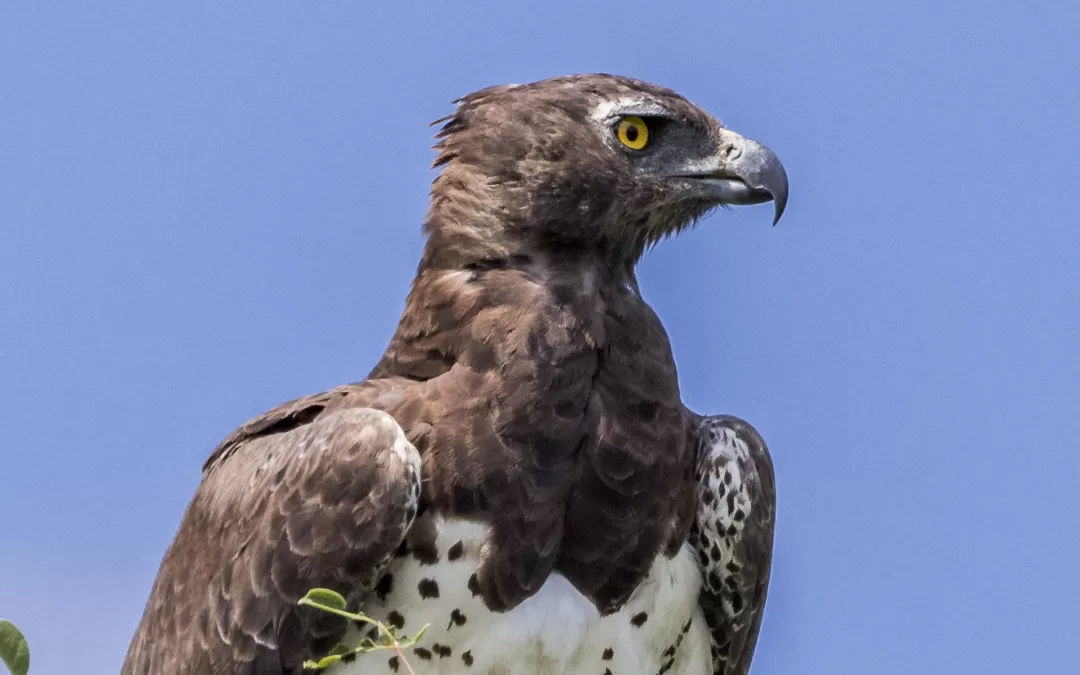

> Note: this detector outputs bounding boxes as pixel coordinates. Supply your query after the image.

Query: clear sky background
[2,2,1078,674]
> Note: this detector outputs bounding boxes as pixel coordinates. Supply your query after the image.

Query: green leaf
[0,620,29,675]
[298,588,347,612]
[411,623,429,642]
[302,653,343,670]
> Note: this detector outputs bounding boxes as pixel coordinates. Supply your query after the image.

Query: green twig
[298,589,427,673]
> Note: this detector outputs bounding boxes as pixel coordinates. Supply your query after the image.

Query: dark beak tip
[767,164,789,226]
[772,196,787,226]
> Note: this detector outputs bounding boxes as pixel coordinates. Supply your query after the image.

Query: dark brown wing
[689,414,776,675]
[122,388,421,675]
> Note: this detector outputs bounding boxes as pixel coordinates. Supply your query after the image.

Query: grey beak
[677,129,789,225]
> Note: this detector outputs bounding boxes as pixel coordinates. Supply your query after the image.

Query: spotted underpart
[333,517,712,675]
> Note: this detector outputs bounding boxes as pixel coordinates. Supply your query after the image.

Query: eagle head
[425,74,788,264]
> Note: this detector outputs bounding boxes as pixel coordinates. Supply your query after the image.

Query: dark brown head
[423,74,788,266]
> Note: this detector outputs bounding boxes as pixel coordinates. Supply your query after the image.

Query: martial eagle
[123,74,787,675]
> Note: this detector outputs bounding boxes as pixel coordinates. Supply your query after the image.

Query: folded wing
[122,399,421,675]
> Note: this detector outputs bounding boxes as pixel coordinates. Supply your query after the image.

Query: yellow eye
[616,116,650,150]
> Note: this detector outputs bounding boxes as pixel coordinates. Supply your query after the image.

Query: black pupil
[625,123,639,142]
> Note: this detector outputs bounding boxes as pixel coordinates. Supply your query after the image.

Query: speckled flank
[687,416,775,675]
[694,426,754,605]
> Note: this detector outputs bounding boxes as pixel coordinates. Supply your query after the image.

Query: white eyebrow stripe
[590,98,669,121]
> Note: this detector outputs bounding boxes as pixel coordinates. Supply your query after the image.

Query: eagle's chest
[334,516,711,675]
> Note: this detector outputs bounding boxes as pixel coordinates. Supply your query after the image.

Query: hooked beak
[674,129,789,225]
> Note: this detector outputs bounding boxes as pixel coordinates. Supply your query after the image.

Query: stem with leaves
[297,589,427,673]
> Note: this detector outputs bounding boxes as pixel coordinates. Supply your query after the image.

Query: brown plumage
[123,74,786,675]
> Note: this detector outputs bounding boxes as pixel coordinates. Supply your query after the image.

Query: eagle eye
[616,116,650,150]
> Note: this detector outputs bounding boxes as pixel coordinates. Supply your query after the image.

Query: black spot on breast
[630,611,649,627]
[375,573,394,601]
[388,656,400,672]
[710,542,721,562]
[449,608,467,627]
[414,647,432,661]
[701,490,715,506]
[447,540,464,561]
[663,645,676,657]
[462,650,474,666]
[733,508,746,522]
[603,669,613,675]
[387,611,405,630]
[725,561,740,573]
[682,618,692,633]
[433,643,453,658]
[602,648,614,660]
[418,578,440,599]
[467,573,481,596]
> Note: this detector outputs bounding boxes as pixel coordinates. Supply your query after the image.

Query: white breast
[333,517,711,675]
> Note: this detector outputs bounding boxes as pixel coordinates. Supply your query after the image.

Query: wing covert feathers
[122,406,421,675]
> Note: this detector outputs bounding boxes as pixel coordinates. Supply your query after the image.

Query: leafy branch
[298,589,427,674]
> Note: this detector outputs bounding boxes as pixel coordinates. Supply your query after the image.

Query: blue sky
[2,1,1078,673]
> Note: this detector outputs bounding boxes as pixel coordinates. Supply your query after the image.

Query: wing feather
[122,398,421,675]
